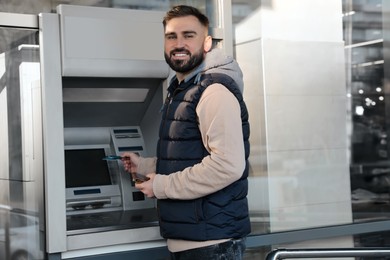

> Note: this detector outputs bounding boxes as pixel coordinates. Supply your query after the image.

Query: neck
[176,73,184,83]
[175,61,204,83]
[176,71,189,83]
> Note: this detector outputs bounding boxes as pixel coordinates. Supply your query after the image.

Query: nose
[174,36,185,48]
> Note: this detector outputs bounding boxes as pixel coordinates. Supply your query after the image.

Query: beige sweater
[137,83,246,252]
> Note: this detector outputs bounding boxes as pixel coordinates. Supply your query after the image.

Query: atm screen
[65,148,112,188]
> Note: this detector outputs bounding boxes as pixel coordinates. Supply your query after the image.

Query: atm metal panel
[57,5,169,78]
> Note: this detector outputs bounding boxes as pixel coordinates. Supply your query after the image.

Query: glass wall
[0,26,44,259]
[343,0,390,223]
[342,0,390,250]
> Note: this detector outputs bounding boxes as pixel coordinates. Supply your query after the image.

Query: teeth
[175,53,187,57]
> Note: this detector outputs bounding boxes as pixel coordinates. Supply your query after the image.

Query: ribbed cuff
[153,174,169,199]
[137,157,157,175]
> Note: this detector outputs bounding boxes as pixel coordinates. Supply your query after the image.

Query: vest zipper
[162,87,183,137]
[159,87,181,160]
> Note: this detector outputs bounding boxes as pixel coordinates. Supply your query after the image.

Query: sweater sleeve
[137,157,157,175]
[153,83,245,200]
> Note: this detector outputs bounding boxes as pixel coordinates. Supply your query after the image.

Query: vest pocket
[158,199,202,223]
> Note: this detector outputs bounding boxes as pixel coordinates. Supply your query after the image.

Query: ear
[204,35,212,52]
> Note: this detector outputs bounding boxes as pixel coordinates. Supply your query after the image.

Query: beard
[164,48,204,73]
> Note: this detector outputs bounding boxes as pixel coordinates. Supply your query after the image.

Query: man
[122,5,250,259]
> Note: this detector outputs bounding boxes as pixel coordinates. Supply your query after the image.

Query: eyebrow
[165,30,198,37]
[182,30,197,35]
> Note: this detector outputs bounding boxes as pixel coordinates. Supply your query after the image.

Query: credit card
[102,155,123,160]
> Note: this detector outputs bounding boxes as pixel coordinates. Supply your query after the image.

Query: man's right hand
[121,152,140,174]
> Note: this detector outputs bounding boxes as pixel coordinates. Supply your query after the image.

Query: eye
[184,33,195,39]
[165,34,176,40]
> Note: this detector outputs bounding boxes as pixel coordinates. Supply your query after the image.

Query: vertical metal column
[39,13,67,253]
[206,0,233,56]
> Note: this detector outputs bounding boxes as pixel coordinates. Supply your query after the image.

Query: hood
[169,48,245,94]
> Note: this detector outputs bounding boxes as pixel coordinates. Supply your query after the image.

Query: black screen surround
[65,148,112,188]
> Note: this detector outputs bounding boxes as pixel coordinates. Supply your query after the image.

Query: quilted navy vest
[156,73,250,241]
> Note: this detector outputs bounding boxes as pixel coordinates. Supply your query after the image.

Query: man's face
[164,15,210,74]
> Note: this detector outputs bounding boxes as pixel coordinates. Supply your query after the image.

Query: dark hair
[163,5,209,29]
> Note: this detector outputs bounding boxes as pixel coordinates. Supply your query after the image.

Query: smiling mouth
[171,49,190,59]
[174,53,188,57]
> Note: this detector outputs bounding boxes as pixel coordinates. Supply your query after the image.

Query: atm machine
[39,5,168,259]
[38,3,233,259]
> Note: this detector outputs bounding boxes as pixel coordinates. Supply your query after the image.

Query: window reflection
[0,210,43,260]
[0,27,44,259]
[343,0,390,222]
